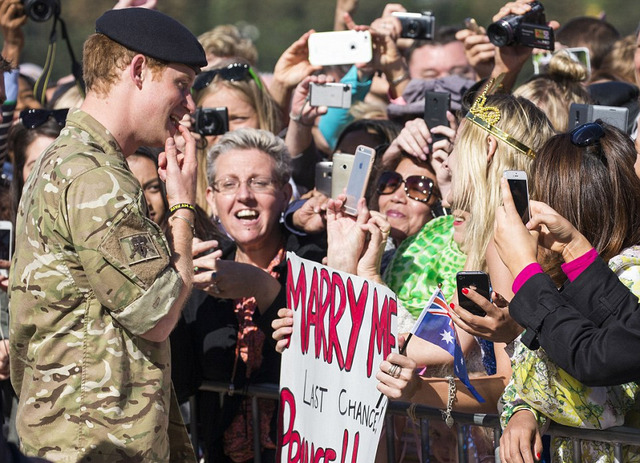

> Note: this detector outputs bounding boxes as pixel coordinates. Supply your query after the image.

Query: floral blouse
[500,246,640,462]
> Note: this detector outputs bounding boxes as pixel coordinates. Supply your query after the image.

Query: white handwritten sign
[277,253,397,462]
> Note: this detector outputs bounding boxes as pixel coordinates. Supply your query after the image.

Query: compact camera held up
[487,1,554,51]
[22,0,60,22]
[194,107,229,137]
[392,12,435,40]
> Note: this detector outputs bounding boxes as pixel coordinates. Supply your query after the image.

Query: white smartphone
[308,30,372,66]
[344,145,375,215]
[331,153,354,198]
[309,82,352,109]
[503,170,530,224]
[0,221,13,276]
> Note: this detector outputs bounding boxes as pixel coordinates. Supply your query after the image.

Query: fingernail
[536,453,541,460]
[449,303,455,309]
[461,288,469,295]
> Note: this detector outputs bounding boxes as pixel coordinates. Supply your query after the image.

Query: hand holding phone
[456,271,491,317]
[344,145,375,215]
[0,221,13,277]
[503,170,530,224]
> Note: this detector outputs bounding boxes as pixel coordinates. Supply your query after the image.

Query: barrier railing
[192,381,640,463]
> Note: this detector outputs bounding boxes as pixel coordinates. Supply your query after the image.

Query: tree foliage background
[18,0,640,82]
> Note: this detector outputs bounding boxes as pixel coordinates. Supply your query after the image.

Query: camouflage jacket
[9,109,195,463]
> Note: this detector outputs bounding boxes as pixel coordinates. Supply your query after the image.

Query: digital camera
[487,1,554,51]
[392,12,435,41]
[22,0,60,22]
[194,107,229,136]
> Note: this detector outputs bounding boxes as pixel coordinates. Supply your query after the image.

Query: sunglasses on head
[376,171,435,203]
[20,108,69,129]
[570,120,605,147]
[192,62,263,92]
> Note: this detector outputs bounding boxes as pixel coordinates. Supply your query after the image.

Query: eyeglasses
[192,62,264,92]
[20,108,69,129]
[212,176,278,195]
[570,120,605,147]
[376,171,435,203]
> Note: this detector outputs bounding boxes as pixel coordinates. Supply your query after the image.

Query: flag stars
[440,330,454,345]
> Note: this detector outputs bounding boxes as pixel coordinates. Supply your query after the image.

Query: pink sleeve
[561,248,598,282]
[512,263,544,294]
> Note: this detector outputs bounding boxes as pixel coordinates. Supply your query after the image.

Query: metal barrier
[192,381,640,463]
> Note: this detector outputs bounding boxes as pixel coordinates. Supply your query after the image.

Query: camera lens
[22,0,59,22]
[487,20,515,47]
[406,20,422,39]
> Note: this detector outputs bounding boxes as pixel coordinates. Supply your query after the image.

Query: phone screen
[0,229,11,261]
[508,178,530,224]
[344,146,375,215]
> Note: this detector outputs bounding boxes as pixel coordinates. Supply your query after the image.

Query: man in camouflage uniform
[8,9,207,462]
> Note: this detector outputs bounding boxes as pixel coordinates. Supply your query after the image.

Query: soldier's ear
[130,54,147,89]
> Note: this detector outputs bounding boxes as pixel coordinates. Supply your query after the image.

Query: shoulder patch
[120,233,161,265]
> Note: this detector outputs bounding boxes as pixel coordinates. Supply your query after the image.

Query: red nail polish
[449,303,455,309]
[461,288,469,295]
[536,453,541,460]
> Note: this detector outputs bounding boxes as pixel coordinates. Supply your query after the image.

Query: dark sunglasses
[377,171,435,203]
[192,62,263,92]
[570,120,605,147]
[20,108,69,129]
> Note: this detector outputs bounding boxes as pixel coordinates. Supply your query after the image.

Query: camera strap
[33,14,85,106]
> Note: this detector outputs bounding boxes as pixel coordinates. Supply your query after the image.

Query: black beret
[95,8,207,69]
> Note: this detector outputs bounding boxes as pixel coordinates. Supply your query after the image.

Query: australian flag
[410,288,485,403]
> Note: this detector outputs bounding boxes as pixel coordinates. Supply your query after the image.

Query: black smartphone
[424,91,450,149]
[503,170,530,224]
[456,271,491,317]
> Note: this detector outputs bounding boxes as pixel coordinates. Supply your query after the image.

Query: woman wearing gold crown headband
[377,84,555,414]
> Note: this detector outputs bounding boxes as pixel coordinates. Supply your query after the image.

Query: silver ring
[211,280,221,295]
[388,363,401,378]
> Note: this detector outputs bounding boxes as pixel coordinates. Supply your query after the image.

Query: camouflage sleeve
[63,166,182,335]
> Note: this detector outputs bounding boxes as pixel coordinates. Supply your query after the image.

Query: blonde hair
[193,62,282,134]
[514,51,591,132]
[452,94,555,271]
[198,25,258,67]
[83,33,165,96]
[592,34,638,84]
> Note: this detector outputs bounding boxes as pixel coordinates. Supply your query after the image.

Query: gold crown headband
[465,77,536,159]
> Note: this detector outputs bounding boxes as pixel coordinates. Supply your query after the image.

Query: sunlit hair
[452,94,555,271]
[592,34,638,85]
[198,25,258,67]
[533,123,640,285]
[193,59,281,135]
[82,33,166,96]
[514,51,591,132]
[207,128,291,187]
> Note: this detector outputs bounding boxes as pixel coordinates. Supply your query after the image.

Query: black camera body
[22,0,60,22]
[392,12,435,40]
[487,1,554,51]
[194,107,229,136]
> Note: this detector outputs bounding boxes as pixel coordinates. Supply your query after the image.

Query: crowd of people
[0,0,640,462]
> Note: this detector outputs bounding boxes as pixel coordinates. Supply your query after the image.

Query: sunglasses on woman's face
[376,171,435,203]
[20,108,69,129]
[192,62,263,91]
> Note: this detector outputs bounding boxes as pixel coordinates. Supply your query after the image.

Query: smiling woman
[178,128,326,462]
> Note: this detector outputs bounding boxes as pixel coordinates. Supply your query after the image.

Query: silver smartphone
[308,30,372,66]
[503,170,530,224]
[315,161,333,197]
[309,83,352,109]
[569,103,629,133]
[344,145,375,215]
[331,153,354,198]
[0,221,13,276]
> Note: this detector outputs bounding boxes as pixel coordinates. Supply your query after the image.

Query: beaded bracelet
[169,202,196,215]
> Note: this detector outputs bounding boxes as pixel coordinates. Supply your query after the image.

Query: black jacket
[511,256,640,387]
